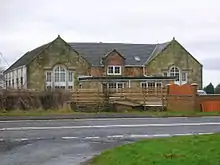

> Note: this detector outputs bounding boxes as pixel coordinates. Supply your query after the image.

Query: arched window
[45,65,74,90]
[54,66,66,82]
[169,66,180,81]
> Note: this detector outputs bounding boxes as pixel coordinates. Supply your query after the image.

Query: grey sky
[0,0,220,87]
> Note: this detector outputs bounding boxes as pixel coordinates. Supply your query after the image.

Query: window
[54,66,66,82]
[68,71,73,82]
[107,66,121,75]
[140,82,162,88]
[148,82,155,88]
[68,86,73,89]
[182,72,187,82]
[163,72,167,77]
[45,65,74,90]
[20,77,23,86]
[16,78,19,87]
[117,83,123,88]
[46,86,52,89]
[107,82,124,89]
[156,82,162,87]
[169,66,180,81]
[108,66,114,74]
[55,86,65,89]
[141,82,147,88]
[12,79,14,87]
[108,83,116,88]
[115,66,121,74]
[46,72,52,82]
[8,80,11,87]
[6,81,8,87]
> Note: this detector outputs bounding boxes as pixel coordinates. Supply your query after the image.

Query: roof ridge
[68,42,158,45]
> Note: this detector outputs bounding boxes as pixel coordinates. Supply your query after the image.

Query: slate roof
[4,43,50,73]
[4,39,170,73]
[69,42,169,66]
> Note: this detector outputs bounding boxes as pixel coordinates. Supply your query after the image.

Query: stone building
[3,35,203,91]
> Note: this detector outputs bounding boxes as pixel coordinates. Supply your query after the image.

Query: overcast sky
[0,0,220,87]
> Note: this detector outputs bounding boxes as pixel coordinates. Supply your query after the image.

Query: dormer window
[107,65,121,75]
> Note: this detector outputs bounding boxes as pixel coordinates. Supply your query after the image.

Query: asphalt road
[1,116,220,165]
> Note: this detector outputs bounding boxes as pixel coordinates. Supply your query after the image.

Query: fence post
[191,83,198,111]
[165,84,171,111]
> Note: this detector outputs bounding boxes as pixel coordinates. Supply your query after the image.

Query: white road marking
[129,134,150,138]
[84,136,100,139]
[152,134,171,137]
[0,132,215,142]
[62,136,79,140]
[197,132,214,135]
[1,122,220,131]
[173,133,194,136]
[107,135,124,138]
[14,138,29,141]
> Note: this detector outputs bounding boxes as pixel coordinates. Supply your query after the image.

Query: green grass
[0,109,220,117]
[88,134,220,165]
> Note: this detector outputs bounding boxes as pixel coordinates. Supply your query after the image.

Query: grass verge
[88,133,220,165]
[0,109,220,117]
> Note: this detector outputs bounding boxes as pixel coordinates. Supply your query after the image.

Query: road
[1,116,220,165]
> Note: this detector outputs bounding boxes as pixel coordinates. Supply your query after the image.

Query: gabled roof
[4,36,172,73]
[103,49,126,60]
[4,43,50,73]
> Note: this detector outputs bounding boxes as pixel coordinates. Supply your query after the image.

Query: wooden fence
[71,87,167,109]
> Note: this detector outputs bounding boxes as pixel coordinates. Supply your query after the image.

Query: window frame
[107,65,122,75]
[181,72,187,82]
[140,82,162,88]
[169,66,180,81]
[68,71,74,82]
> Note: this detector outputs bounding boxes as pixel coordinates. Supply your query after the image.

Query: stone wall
[27,36,90,90]
[145,39,203,89]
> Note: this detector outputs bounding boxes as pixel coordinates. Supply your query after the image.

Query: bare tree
[0,52,6,89]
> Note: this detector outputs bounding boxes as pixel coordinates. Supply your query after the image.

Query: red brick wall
[104,51,125,65]
[166,84,197,111]
[91,66,104,76]
[167,95,195,111]
[124,66,143,76]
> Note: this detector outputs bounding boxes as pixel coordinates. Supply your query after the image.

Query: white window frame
[181,72,188,84]
[68,71,74,82]
[46,71,52,82]
[165,66,188,85]
[107,65,122,75]
[169,66,180,82]
[107,82,124,90]
[44,66,74,90]
[140,82,162,88]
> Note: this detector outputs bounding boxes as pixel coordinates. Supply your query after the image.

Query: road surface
[1,116,220,165]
